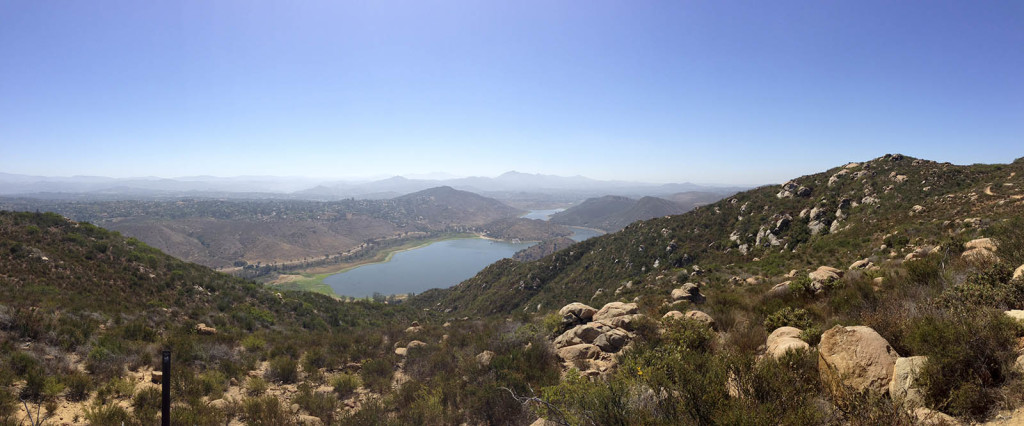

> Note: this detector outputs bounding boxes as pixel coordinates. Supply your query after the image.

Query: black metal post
[162,350,171,426]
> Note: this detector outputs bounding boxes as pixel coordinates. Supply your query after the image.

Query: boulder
[556,344,602,362]
[766,327,809,359]
[962,247,998,263]
[407,340,427,349]
[1015,264,1024,281]
[889,356,927,410]
[904,246,934,261]
[195,323,217,335]
[602,314,644,331]
[405,325,423,334]
[662,311,685,320]
[593,329,632,353]
[395,347,407,356]
[683,310,716,330]
[965,237,997,252]
[1005,310,1024,323]
[554,323,612,348]
[818,325,899,395]
[593,302,639,322]
[559,302,598,322]
[476,350,496,367]
[530,419,559,426]
[808,266,842,283]
[297,414,325,426]
[671,283,705,304]
[912,407,962,426]
[767,281,791,297]
[849,259,873,270]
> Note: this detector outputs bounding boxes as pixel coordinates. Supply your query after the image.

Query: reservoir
[324,238,534,298]
[521,208,565,220]
[323,210,605,298]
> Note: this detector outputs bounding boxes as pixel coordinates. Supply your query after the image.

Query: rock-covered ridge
[416,154,1024,318]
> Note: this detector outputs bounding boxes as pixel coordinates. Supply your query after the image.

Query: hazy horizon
[2,2,1021,185]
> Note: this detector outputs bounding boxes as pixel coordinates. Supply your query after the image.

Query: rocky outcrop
[553,302,646,377]
[766,327,809,359]
[818,325,899,395]
[1014,264,1024,281]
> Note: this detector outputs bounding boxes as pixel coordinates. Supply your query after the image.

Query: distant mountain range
[0,171,747,203]
[549,192,727,231]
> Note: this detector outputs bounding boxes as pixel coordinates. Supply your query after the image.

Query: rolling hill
[549,195,690,231]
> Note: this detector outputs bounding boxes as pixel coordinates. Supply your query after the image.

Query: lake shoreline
[267,232,529,296]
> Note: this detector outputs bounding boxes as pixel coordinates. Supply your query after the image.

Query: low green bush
[763,307,813,332]
[332,373,361,398]
[240,395,289,425]
[908,310,1018,420]
[266,355,298,384]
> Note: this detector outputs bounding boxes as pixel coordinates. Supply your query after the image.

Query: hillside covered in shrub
[4,154,1024,424]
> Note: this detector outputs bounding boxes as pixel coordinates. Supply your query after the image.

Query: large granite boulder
[554,322,613,348]
[889,356,927,410]
[671,283,705,303]
[593,302,639,322]
[683,310,716,330]
[808,266,842,283]
[556,344,602,362]
[818,325,899,395]
[766,326,809,359]
[559,302,597,322]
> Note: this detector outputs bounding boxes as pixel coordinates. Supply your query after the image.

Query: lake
[521,208,565,220]
[324,237,534,298]
[323,210,605,298]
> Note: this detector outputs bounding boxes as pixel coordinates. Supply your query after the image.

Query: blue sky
[1,1,1021,184]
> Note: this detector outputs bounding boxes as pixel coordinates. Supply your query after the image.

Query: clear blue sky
[1,1,1021,184]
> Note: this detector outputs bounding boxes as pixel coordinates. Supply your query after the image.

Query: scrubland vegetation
[3,155,1024,424]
